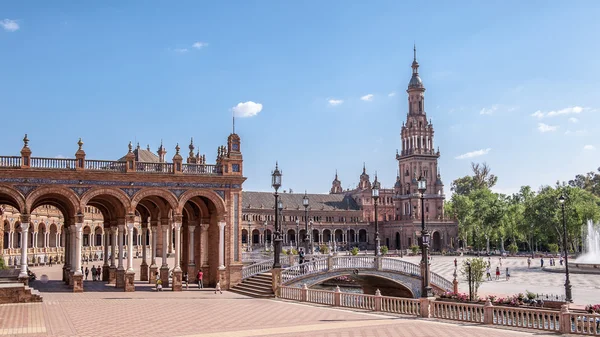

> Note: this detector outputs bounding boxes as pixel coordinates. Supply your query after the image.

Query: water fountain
[572,220,600,273]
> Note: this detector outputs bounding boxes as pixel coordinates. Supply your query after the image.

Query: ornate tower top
[408,44,424,90]
[330,170,343,194]
[358,163,371,190]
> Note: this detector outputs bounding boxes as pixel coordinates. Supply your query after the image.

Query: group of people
[527,255,564,268]
[155,269,221,293]
[83,265,102,281]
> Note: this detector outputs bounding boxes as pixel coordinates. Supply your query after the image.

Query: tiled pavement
[1,256,594,336]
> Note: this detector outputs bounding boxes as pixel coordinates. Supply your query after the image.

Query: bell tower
[396,46,445,220]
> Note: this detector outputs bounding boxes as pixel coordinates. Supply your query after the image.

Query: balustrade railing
[340,292,375,310]
[135,162,173,174]
[381,296,420,315]
[182,163,220,175]
[85,160,126,172]
[332,256,375,269]
[381,258,421,276]
[242,260,273,280]
[493,307,561,332]
[306,289,335,306]
[0,156,21,168]
[568,312,600,335]
[280,286,302,301]
[281,258,328,283]
[431,271,453,291]
[431,301,485,323]
[30,157,77,170]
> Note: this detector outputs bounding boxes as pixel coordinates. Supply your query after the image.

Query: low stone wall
[0,283,43,304]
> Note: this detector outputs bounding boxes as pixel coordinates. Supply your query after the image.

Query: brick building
[241,49,458,253]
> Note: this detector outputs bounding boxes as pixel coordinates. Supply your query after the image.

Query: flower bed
[437,291,566,310]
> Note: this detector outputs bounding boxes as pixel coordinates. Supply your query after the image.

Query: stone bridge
[259,256,454,299]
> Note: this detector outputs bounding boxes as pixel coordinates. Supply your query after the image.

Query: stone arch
[177,189,226,215]
[80,187,131,218]
[0,185,26,212]
[131,188,178,213]
[26,185,80,217]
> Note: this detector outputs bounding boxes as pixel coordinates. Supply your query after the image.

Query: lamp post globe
[303,192,310,254]
[271,163,283,269]
[372,175,380,256]
[559,194,572,302]
[418,175,432,298]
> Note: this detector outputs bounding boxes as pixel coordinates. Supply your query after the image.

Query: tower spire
[232,113,236,134]
[413,42,417,62]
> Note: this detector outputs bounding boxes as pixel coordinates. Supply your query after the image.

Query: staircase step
[244,279,271,286]
[235,284,272,293]
[229,288,274,298]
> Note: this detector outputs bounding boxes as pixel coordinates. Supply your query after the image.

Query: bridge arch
[285,270,419,298]
[131,188,178,213]
[177,189,226,215]
[80,187,131,220]
[26,186,80,217]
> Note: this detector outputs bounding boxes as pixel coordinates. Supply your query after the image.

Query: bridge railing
[242,260,273,280]
[280,256,452,292]
[332,256,375,269]
[31,157,78,170]
[431,271,453,291]
[281,258,328,283]
[381,258,421,276]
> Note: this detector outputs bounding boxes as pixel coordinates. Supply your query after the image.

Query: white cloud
[360,94,374,101]
[569,117,579,123]
[538,123,558,133]
[565,129,587,135]
[532,106,587,119]
[1,19,19,32]
[584,145,595,151]
[508,106,518,112]
[480,105,499,115]
[455,148,491,159]
[192,42,208,49]
[174,48,188,53]
[232,101,263,117]
[388,92,396,97]
[328,99,343,106]
[531,110,544,119]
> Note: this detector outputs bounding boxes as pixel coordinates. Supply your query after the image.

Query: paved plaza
[400,255,600,305]
[0,255,597,336]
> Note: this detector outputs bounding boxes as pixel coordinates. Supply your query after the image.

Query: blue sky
[1,1,599,196]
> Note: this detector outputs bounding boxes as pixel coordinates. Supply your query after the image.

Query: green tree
[350,247,359,256]
[380,246,388,255]
[0,256,6,270]
[450,162,498,195]
[460,257,486,299]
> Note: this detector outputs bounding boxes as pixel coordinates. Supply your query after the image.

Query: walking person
[215,281,222,294]
[505,267,510,281]
[540,257,544,268]
[527,257,531,269]
[91,265,97,281]
[84,267,89,280]
[495,266,500,280]
[183,272,189,290]
[197,270,204,288]
[486,266,492,281]
[49,257,53,267]
[454,258,457,268]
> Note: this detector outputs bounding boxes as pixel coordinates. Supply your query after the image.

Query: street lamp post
[372,176,380,256]
[302,192,309,254]
[559,195,572,302]
[466,261,472,301]
[309,220,314,254]
[271,163,282,269]
[295,219,300,251]
[418,175,433,298]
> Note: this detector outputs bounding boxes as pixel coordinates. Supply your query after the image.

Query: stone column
[124,218,135,292]
[109,226,117,284]
[62,227,69,283]
[18,220,30,284]
[140,226,149,281]
[200,222,209,273]
[72,221,84,292]
[102,228,109,282]
[116,224,125,288]
[69,224,77,286]
[187,225,196,282]
[218,221,226,270]
[149,224,158,284]
[171,221,183,291]
[159,222,170,288]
